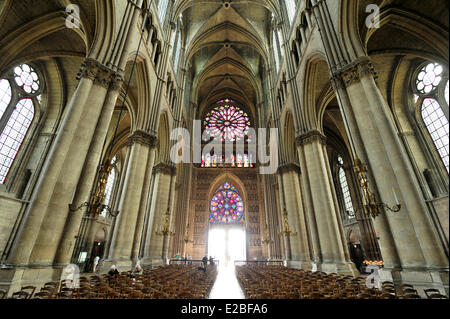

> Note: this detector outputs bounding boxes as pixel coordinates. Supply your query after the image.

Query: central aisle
[208,264,245,299]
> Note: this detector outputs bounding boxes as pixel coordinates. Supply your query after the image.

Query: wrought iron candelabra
[353,156,401,218]
[183,223,193,244]
[279,208,297,237]
[261,224,273,245]
[155,208,175,236]
[69,163,119,218]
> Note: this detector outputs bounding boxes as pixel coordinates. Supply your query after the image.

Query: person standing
[202,256,208,272]
[93,256,100,273]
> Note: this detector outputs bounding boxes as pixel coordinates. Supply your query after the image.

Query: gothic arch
[156,112,171,164]
[282,111,297,164]
[300,52,330,132]
[207,172,248,227]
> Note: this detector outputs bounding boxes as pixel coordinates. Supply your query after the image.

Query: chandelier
[155,206,175,236]
[69,163,119,217]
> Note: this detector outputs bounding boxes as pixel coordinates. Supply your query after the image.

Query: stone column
[296,130,358,275]
[278,164,311,267]
[104,144,133,261]
[130,147,156,261]
[108,130,156,267]
[338,57,448,288]
[54,76,123,266]
[143,163,176,264]
[27,63,122,266]
[6,59,114,267]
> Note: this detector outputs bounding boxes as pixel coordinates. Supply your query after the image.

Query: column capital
[76,58,123,90]
[296,130,327,146]
[277,163,301,175]
[127,130,158,147]
[332,57,378,89]
[152,162,177,175]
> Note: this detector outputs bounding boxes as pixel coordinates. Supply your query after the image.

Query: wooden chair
[428,293,448,299]
[42,282,58,293]
[401,288,419,296]
[308,292,325,299]
[33,291,51,299]
[78,292,95,299]
[21,285,36,299]
[11,291,30,299]
[379,293,396,299]
[381,281,394,287]
[381,287,396,295]
[424,288,441,298]
[128,290,144,299]
[107,291,121,299]
[402,294,421,299]
[54,290,72,299]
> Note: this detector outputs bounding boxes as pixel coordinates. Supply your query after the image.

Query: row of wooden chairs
[5,264,218,299]
[235,265,448,299]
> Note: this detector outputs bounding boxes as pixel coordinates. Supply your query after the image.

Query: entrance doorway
[208,226,246,267]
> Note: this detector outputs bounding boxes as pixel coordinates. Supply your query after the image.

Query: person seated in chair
[108,265,119,276]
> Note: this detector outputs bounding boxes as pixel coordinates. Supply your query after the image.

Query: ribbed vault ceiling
[179,0,275,114]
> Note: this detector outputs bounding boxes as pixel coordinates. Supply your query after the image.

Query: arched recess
[365,7,449,61]
[90,0,117,63]
[206,172,248,263]
[156,112,171,164]
[338,0,366,62]
[206,172,248,226]
[301,53,331,132]
[282,112,297,164]
[0,11,90,75]
[91,227,107,259]
[122,57,151,132]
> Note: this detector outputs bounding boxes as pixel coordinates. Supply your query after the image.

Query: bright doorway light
[208,226,246,266]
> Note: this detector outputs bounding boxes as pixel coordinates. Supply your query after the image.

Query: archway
[207,182,246,267]
[91,228,107,262]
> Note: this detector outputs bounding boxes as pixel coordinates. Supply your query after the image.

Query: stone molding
[76,58,124,91]
[277,163,301,175]
[331,57,378,89]
[127,130,158,147]
[296,130,327,146]
[152,162,176,175]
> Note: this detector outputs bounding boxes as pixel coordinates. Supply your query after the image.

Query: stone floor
[208,264,245,299]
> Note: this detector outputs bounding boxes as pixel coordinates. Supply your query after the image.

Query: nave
[2,264,447,300]
[0,0,448,300]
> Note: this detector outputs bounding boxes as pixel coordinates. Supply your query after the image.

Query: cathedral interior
[0,0,448,300]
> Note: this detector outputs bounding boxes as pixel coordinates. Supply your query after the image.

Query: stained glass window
[273,31,280,73]
[101,167,116,217]
[157,0,169,25]
[337,156,355,218]
[0,99,35,183]
[285,0,297,25]
[0,79,12,120]
[210,182,245,224]
[174,33,182,71]
[0,63,40,184]
[203,100,251,142]
[414,62,449,173]
[14,64,40,94]
[416,63,443,94]
[201,153,254,168]
[445,80,449,106]
[421,98,449,171]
